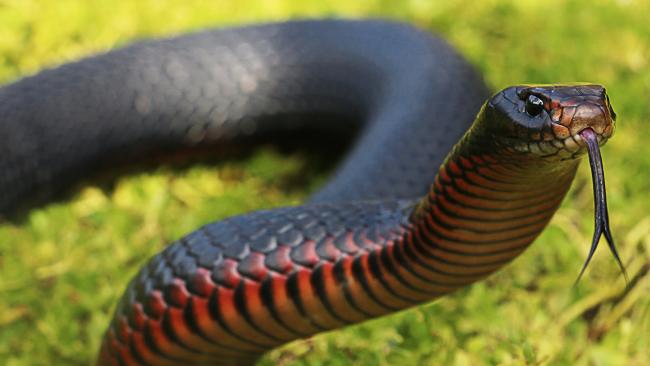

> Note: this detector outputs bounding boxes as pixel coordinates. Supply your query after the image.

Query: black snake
[0,20,624,365]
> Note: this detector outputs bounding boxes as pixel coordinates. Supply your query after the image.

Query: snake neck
[94,119,582,366]
[398,125,580,299]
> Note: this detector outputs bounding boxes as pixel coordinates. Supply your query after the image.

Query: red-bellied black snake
[0,20,625,365]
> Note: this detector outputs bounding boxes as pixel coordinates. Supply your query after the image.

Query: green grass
[1,0,649,365]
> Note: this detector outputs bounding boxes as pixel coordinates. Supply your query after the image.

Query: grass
[1,0,649,365]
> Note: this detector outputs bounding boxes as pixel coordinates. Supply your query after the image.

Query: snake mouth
[550,93,616,158]
[554,125,612,159]
[507,128,612,160]
[545,90,616,159]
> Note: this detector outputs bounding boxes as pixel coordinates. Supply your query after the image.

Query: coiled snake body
[0,20,620,365]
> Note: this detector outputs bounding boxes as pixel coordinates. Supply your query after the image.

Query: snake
[0,20,626,365]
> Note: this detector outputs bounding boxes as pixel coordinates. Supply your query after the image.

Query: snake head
[485,84,626,283]
[485,84,616,159]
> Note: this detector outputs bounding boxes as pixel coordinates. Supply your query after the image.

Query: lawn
[0,0,648,365]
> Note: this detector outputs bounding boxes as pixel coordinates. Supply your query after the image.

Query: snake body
[0,20,616,365]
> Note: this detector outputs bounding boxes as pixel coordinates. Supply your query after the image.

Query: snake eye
[525,94,545,117]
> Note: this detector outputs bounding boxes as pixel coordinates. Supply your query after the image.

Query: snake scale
[0,20,622,365]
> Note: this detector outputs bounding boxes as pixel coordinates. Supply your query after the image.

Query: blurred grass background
[0,0,649,365]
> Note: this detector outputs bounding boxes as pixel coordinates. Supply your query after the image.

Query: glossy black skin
[0,20,492,365]
[0,20,490,216]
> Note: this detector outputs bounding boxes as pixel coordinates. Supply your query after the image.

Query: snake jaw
[505,131,610,160]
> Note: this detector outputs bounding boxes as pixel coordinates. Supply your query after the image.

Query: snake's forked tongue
[575,128,628,285]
